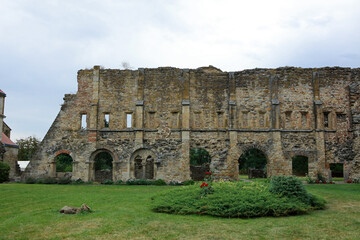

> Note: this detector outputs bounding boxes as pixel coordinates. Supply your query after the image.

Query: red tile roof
[1,133,18,148]
[0,89,5,97]
[0,89,5,94]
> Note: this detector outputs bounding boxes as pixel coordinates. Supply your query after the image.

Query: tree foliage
[292,156,308,175]
[190,148,211,166]
[0,161,10,183]
[95,152,113,170]
[238,149,267,171]
[16,136,41,161]
[56,154,73,172]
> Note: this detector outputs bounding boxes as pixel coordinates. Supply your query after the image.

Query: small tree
[0,161,10,183]
[16,136,41,161]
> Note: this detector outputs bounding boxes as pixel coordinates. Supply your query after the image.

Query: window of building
[81,114,87,129]
[104,114,110,128]
[126,113,132,128]
[323,112,329,128]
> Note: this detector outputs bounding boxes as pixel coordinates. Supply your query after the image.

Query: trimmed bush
[103,179,113,185]
[126,179,153,185]
[183,179,195,186]
[114,180,123,185]
[58,177,72,185]
[153,179,167,186]
[169,180,183,186]
[35,178,44,184]
[71,178,85,185]
[43,177,57,184]
[152,180,326,218]
[25,177,36,184]
[268,175,325,208]
[0,161,10,183]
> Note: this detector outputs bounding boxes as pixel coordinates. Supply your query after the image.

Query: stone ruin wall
[25,66,360,182]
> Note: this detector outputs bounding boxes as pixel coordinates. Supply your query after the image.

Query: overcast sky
[1,0,359,141]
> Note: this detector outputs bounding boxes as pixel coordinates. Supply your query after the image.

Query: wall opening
[94,151,113,182]
[190,148,211,181]
[292,155,308,176]
[238,148,267,178]
[81,114,87,129]
[56,153,73,173]
[104,113,110,128]
[301,112,308,129]
[330,163,344,178]
[126,114,132,128]
[132,149,156,180]
[323,112,329,128]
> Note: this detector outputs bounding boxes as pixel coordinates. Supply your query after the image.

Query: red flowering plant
[200,171,214,197]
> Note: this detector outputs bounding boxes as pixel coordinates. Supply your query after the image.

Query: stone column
[180,69,191,180]
[135,69,145,149]
[269,75,287,176]
[313,72,330,180]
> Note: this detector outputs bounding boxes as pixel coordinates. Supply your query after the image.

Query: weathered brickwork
[25,66,360,181]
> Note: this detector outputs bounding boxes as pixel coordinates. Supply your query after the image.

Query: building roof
[1,133,18,148]
[0,89,6,97]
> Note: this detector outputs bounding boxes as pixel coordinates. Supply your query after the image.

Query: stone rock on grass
[59,204,91,214]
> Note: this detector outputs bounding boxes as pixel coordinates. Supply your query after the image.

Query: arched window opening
[145,156,154,179]
[94,151,113,182]
[238,149,267,179]
[292,156,308,176]
[190,148,211,181]
[56,153,73,172]
[330,163,343,178]
[134,156,143,179]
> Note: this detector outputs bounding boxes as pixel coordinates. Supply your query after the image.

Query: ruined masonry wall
[25,66,360,181]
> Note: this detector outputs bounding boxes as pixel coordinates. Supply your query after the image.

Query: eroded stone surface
[24,66,360,181]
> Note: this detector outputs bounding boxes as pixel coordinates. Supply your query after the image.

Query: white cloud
[0,0,359,139]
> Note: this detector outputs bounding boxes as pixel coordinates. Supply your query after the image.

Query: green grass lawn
[0,184,359,240]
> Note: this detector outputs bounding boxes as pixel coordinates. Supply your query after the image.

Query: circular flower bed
[151,176,325,218]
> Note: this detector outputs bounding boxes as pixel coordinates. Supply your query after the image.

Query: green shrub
[269,176,310,203]
[137,179,153,185]
[85,181,93,185]
[35,178,44,184]
[153,179,167,186]
[0,161,10,183]
[25,177,36,184]
[183,179,195,186]
[43,177,57,184]
[103,179,113,185]
[169,180,183,186]
[114,180,123,185]
[152,181,325,218]
[58,177,72,185]
[126,179,137,185]
[71,178,85,185]
[126,179,153,185]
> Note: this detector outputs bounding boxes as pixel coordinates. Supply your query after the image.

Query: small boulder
[59,204,91,214]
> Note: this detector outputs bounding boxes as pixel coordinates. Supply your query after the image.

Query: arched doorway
[238,148,267,178]
[130,149,156,180]
[94,151,113,182]
[292,155,308,176]
[190,148,211,181]
[55,153,73,178]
